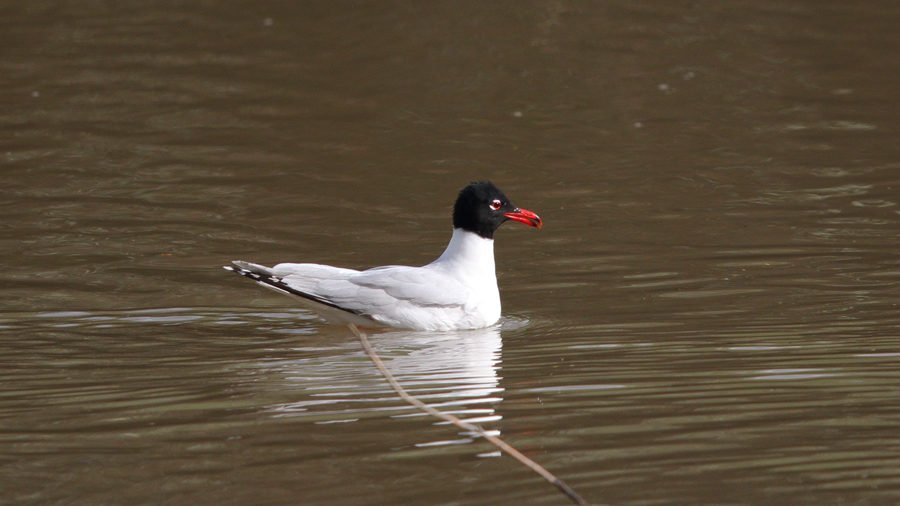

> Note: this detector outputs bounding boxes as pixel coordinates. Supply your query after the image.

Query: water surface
[3,2,900,505]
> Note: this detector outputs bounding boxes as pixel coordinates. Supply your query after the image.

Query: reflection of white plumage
[262,326,506,428]
[225,182,541,331]
[379,327,505,402]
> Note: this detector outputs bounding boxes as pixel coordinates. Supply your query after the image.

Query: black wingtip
[224,262,373,320]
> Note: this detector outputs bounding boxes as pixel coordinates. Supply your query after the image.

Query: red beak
[504,208,542,228]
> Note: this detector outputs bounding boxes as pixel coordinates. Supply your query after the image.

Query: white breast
[424,228,501,329]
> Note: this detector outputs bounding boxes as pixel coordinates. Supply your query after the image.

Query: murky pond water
[3,2,900,505]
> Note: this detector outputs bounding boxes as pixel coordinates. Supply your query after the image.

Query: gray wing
[228,261,470,328]
[317,265,470,311]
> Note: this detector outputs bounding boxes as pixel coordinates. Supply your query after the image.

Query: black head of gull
[452,181,542,239]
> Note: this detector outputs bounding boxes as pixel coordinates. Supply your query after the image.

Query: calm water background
[3,1,900,505]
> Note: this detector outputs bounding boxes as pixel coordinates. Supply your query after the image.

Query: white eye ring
[490,199,502,211]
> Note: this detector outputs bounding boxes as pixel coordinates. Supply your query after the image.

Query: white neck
[429,228,496,281]
[426,228,502,327]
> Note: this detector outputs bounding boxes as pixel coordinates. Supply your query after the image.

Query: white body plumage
[231,229,500,331]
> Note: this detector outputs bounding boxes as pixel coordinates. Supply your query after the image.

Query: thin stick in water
[348,323,597,506]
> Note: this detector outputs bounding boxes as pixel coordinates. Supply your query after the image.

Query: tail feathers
[224,261,371,320]
[230,260,273,275]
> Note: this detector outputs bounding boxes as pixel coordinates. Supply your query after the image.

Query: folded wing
[227,261,471,330]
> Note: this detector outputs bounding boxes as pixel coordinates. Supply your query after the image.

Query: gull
[225,181,541,331]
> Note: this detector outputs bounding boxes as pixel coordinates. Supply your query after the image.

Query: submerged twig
[348,323,594,506]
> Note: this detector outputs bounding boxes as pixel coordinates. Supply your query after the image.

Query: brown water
[3,2,900,505]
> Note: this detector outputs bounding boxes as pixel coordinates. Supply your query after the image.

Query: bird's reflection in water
[262,325,504,440]
[376,326,503,403]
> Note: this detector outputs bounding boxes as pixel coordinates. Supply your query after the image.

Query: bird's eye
[490,199,502,211]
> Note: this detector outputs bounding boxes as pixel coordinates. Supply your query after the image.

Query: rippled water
[3,2,900,505]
